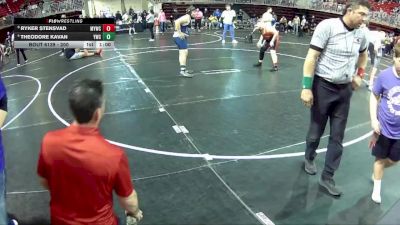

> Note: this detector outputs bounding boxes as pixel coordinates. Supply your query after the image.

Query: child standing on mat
[369,43,400,204]
[253,22,280,72]
[173,6,196,78]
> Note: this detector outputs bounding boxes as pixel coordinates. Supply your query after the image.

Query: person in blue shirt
[213,8,221,28]
[213,9,221,19]
[0,76,18,225]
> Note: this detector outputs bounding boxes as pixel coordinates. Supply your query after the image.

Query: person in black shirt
[141,10,147,30]
[132,11,138,21]
[115,11,122,21]
[170,8,179,27]
[129,11,137,35]
[238,9,244,22]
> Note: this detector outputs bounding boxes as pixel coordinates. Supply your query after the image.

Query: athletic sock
[372,179,382,203]
[180,66,186,72]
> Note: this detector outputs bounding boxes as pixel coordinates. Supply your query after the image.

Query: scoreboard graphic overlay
[14,18,115,49]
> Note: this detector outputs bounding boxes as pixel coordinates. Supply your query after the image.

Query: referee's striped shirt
[310,17,368,84]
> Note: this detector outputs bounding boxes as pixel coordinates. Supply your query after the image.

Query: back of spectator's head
[69,79,104,124]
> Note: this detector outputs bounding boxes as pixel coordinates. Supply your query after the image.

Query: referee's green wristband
[302,76,313,89]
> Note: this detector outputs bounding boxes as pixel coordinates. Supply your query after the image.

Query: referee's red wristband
[357,68,365,78]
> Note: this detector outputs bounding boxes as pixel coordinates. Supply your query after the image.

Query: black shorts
[372,134,400,162]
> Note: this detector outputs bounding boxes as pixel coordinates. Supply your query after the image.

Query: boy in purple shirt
[369,43,400,204]
[0,76,18,225]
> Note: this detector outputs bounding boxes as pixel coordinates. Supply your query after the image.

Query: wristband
[302,76,313,89]
[357,68,365,78]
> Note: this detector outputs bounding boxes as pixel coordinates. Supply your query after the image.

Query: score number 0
[102,24,115,41]
[102,24,115,32]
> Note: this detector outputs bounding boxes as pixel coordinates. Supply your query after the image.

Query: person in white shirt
[220,4,238,44]
[122,12,129,23]
[293,15,300,36]
[299,15,307,37]
[261,7,273,26]
[146,10,155,41]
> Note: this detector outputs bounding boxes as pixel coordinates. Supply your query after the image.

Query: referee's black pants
[16,48,27,64]
[194,19,202,30]
[305,76,353,178]
[147,23,154,39]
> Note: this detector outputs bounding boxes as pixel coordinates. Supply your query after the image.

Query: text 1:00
[100,42,112,47]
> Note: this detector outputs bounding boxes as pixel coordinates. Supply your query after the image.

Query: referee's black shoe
[319,176,342,197]
[253,62,262,67]
[304,159,317,175]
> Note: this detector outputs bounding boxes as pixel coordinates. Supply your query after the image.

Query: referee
[301,0,370,197]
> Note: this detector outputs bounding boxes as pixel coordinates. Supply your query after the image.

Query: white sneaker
[59,53,64,57]
[232,40,238,44]
[180,71,194,78]
[17,64,20,67]
[222,40,226,44]
[371,192,381,204]
[126,216,137,225]
[149,39,155,42]
[11,219,18,225]
[25,59,28,63]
